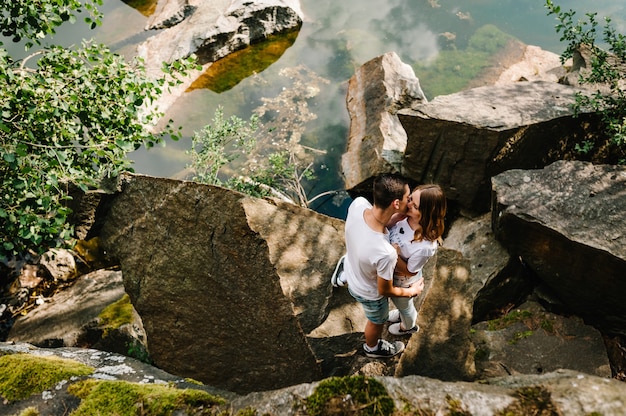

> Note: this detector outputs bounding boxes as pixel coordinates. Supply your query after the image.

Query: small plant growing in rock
[487,310,533,331]
[546,0,626,164]
[496,385,561,415]
[304,375,395,416]
[445,394,472,416]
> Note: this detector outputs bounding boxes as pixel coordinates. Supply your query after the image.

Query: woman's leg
[391,296,417,330]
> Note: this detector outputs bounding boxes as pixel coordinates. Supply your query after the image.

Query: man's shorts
[349,289,389,325]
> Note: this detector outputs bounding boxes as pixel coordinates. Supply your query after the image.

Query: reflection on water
[3,0,625,218]
[121,0,158,17]
[188,31,299,93]
[124,0,626,218]
[415,24,517,97]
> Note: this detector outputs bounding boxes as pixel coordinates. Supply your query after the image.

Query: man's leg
[364,320,385,348]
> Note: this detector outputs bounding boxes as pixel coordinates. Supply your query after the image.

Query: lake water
[6,0,626,218]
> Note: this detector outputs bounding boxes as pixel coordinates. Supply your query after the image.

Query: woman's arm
[394,255,418,277]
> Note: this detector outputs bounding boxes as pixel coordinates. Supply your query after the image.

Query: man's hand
[410,278,425,297]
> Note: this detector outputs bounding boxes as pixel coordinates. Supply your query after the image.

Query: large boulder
[342,51,605,213]
[491,160,626,337]
[443,213,533,323]
[228,369,623,415]
[137,0,304,118]
[395,247,476,380]
[95,173,344,394]
[471,300,611,380]
[0,342,236,416]
[398,81,601,213]
[0,342,622,416]
[139,0,303,66]
[341,51,427,196]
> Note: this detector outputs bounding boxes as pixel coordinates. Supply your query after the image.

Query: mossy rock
[305,375,395,416]
[0,354,93,402]
[68,379,226,416]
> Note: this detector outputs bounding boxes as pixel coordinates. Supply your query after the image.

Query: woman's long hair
[412,184,446,242]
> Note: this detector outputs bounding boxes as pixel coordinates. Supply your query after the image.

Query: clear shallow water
[4,1,626,218]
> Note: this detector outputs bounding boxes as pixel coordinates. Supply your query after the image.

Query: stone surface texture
[492,161,626,336]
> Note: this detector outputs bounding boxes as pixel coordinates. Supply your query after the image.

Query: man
[340,174,423,358]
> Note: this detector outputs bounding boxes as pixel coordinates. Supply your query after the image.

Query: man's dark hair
[372,173,408,208]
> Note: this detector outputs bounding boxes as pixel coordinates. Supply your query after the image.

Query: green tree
[546,0,626,163]
[0,1,197,260]
[0,0,103,48]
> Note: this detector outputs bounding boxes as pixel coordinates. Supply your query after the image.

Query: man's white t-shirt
[388,217,437,288]
[344,197,397,300]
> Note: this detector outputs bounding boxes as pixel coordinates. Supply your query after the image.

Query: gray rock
[228,369,625,415]
[137,0,303,68]
[342,51,606,213]
[39,249,76,282]
[395,247,476,380]
[342,51,427,196]
[145,0,197,30]
[444,213,533,322]
[398,81,601,213]
[491,160,626,336]
[96,173,342,394]
[0,341,236,416]
[136,0,304,123]
[8,270,129,348]
[1,342,622,416]
[472,300,611,380]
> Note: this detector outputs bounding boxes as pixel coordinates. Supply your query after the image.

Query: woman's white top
[388,217,437,288]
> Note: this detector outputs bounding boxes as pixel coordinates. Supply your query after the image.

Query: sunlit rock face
[140,0,303,64]
[343,50,605,214]
[398,81,601,213]
[96,173,346,394]
[341,51,427,198]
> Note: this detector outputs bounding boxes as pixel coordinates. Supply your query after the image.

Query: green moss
[18,407,40,416]
[68,379,226,416]
[184,378,204,386]
[98,293,133,335]
[446,394,472,415]
[414,24,516,97]
[234,407,259,416]
[487,310,533,331]
[0,354,93,402]
[540,318,555,334]
[496,385,561,415]
[305,375,395,416]
[509,330,534,345]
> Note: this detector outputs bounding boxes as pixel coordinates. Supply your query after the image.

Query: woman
[387,184,446,336]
